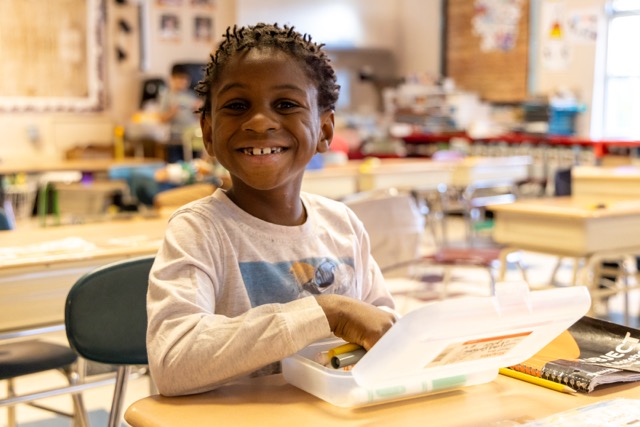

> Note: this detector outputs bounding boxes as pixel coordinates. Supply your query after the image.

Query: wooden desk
[124,373,640,427]
[491,197,640,257]
[301,157,531,199]
[0,213,168,333]
[302,162,361,199]
[490,197,640,321]
[359,156,531,192]
[573,165,640,201]
[0,157,164,175]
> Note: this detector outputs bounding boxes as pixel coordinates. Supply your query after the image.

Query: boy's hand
[315,294,396,350]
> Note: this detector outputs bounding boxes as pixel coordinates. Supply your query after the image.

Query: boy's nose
[242,111,279,133]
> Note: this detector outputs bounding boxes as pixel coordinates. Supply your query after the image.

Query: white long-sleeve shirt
[147,189,394,396]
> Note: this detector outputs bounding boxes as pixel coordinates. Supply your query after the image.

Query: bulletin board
[0,0,105,112]
[445,0,530,103]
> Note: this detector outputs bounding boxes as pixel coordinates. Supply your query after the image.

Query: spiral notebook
[507,316,640,393]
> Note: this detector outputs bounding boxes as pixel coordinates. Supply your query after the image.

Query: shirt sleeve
[146,213,333,396]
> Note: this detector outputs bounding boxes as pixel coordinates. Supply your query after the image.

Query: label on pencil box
[427,331,533,367]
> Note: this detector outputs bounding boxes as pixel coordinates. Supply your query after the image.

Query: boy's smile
[201,47,334,224]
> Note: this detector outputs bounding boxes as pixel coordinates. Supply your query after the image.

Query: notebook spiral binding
[510,363,590,392]
[542,367,590,392]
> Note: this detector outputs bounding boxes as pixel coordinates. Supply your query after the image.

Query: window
[601,0,640,138]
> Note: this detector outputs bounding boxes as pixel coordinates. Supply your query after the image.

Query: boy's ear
[200,114,215,157]
[316,110,335,153]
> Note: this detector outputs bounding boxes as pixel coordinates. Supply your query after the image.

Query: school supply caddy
[282,284,591,407]
[506,316,640,392]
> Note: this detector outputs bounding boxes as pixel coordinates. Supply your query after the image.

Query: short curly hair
[195,22,340,117]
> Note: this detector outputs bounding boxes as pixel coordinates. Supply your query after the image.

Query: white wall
[397,0,442,78]
[236,0,442,78]
[236,0,399,50]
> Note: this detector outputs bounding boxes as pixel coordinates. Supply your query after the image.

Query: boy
[158,64,202,162]
[147,23,396,397]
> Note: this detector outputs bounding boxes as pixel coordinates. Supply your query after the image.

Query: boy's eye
[222,100,248,111]
[275,100,299,110]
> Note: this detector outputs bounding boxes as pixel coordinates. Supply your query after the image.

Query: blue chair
[65,255,155,427]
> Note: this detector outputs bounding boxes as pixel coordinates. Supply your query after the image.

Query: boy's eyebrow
[272,84,307,94]
[217,82,245,96]
[217,82,308,96]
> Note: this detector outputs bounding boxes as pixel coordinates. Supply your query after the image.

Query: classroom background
[2,1,640,426]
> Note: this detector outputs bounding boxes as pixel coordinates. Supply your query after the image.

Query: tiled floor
[1,216,638,427]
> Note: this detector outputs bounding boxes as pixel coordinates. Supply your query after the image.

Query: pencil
[499,368,576,394]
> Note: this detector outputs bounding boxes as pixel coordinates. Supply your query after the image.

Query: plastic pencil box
[282,284,591,408]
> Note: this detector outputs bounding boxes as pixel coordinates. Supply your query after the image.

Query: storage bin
[4,182,37,219]
[282,284,591,407]
[548,105,585,136]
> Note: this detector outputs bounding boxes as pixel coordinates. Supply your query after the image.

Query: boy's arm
[146,216,333,397]
[147,278,331,396]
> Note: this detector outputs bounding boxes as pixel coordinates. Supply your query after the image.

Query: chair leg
[109,365,131,427]
[147,369,158,396]
[570,258,581,286]
[64,365,89,427]
[440,267,452,299]
[619,256,635,326]
[7,379,16,427]
[550,257,563,286]
[486,266,496,296]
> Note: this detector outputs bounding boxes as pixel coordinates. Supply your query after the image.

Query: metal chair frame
[0,324,90,427]
[65,255,155,427]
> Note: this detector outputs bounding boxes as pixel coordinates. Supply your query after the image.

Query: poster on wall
[566,8,599,44]
[153,0,215,45]
[541,0,570,70]
[472,0,526,52]
[194,16,213,43]
[159,12,181,41]
[142,0,217,72]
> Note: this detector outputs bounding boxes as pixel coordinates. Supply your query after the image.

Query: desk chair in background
[344,189,528,307]
[65,255,155,427]
[0,338,88,427]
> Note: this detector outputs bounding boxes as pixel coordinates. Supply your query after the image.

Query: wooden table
[490,197,640,321]
[0,212,169,333]
[301,162,361,199]
[573,165,640,201]
[0,157,164,175]
[301,156,531,199]
[124,373,640,427]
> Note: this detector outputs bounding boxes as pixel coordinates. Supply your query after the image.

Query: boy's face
[200,48,334,195]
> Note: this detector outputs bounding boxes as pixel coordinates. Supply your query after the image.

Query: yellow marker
[328,343,363,360]
[499,368,576,394]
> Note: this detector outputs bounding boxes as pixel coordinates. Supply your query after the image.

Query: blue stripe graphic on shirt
[239,257,356,307]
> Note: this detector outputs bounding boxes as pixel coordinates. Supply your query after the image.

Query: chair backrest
[344,189,425,277]
[65,256,154,366]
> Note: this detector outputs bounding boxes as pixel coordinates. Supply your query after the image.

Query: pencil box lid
[282,283,591,406]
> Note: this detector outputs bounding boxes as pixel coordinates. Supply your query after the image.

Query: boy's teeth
[244,147,283,155]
